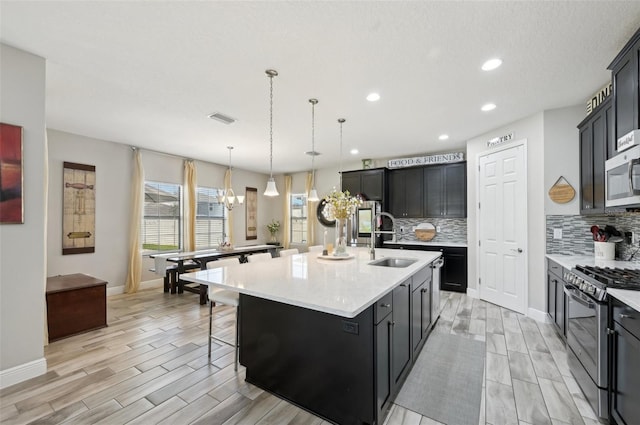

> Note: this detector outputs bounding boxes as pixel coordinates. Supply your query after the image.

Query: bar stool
[308,245,324,254]
[247,252,272,262]
[279,248,299,257]
[207,257,241,371]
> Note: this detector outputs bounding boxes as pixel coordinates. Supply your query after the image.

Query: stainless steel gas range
[563,265,640,420]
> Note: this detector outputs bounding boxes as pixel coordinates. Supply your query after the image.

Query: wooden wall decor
[245,187,257,240]
[63,162,96,254]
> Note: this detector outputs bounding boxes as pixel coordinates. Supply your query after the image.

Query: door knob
[510,248,523,253]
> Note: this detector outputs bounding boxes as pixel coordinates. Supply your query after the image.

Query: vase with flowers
[266,219,280,243]
[323,189,362,256]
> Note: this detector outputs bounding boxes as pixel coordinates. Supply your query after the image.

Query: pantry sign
[388,152,464,168]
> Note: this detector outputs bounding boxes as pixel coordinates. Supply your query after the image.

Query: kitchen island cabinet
[182,248,441,425]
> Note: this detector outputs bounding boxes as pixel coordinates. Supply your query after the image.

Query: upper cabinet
[389,167,424,218]
[608,27,640,157]
[341,168,387,202]
[388,162,467,218]
[578,97,611,215]
[424,162,467,218]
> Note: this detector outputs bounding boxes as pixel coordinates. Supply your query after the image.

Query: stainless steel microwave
[605,144,640,207]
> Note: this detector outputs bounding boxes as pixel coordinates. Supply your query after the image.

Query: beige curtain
[43,130,49,345]
[283,175,292,249]
[224,169,234,245]
[125,149,144,293]
[306,172,316,246]
[184,160,196,251]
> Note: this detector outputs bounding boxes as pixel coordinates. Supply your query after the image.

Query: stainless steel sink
[368,257,417,268]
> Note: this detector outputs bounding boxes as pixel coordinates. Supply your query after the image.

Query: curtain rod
[130,146,194,162]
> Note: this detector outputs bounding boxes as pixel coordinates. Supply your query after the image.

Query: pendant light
[264,69,279,196]
[218,146,244,211]
[338,118,346,188]
[307,98,320,202]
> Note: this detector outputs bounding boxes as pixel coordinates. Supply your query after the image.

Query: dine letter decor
[63,162,96,254]
[245,187,257,240]
[548,176,575,204]
[0,123,24,224]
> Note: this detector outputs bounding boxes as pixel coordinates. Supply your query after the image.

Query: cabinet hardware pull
[620,314,634,319]
[380,303,391,308]
[400,283,407,287]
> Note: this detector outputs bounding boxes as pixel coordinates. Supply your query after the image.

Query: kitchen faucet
[370,212,397,260]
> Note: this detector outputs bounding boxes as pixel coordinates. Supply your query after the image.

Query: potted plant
[266,219,280,244]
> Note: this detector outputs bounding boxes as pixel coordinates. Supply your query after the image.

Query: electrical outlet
[400,226,405,233]
[411,226,416,231]
[553,228,562,239]
[436,226,442,232]
[634,232,639,245]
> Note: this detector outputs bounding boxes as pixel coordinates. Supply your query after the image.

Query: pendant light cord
[338,118,345,188]
[311,100,316,184]
[269,73,274,179]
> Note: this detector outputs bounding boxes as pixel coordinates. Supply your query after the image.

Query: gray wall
[466,112,546,314]
[46,129,279,289]
[0,44,47,383]
[543,105,584,215]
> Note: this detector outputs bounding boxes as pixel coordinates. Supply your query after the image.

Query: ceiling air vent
[208,112,236,125]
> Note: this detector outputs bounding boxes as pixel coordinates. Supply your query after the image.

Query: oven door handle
[564,285,596,309]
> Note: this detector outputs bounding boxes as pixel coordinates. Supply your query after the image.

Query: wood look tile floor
[0,289,605,425]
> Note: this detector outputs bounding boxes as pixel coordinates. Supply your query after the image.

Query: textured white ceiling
[1,1,640,174]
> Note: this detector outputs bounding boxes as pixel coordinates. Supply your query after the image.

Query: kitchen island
[181,247,442,425]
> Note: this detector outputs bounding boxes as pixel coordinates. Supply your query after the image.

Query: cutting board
[415,223,436,241]
[548,176,575,204]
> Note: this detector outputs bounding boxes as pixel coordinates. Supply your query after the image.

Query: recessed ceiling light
[366,93,380,102]
[481,58,502,71]
[438,134,449,141]
[481,103,496,112]
[350,149,359,155]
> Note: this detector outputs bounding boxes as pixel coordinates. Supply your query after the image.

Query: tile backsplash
[546,213,640,263]
[394,217,467,244]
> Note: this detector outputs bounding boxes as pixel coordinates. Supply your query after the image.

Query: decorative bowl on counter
[415,223,436,241]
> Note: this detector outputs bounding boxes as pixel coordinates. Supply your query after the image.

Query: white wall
[46,130,278,288]
[543,105,584,215]
[0,44,47,385]
[466,113,546,313]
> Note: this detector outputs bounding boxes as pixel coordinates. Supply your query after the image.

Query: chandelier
[218,146,244,211]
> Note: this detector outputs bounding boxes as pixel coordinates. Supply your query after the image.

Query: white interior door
[478,143,527,314]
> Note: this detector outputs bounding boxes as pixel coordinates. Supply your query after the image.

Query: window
[290,193,307,244]
[143,181,181,253]
[195,187,226,249]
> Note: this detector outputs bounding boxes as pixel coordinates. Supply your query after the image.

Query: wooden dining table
[153,244,280,304]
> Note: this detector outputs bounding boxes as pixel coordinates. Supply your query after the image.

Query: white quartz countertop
[608,288,640,312]
[181,247,441,318]
[384,241,467,248]
[545,254,640,271]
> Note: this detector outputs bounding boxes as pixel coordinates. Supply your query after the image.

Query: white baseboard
[107,278,163,296]
[0,357,47,389]
[527,307,550,323]
[466,288,479,298]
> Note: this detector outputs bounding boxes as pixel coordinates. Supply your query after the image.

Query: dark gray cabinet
[389,167,424,218]
[610,297,640,425]
[392,279,411,389]
[411,267,432,358]
[424,162,467,218]
[388,244,467,293]
[546,259,566,338]
[341,168,387,202]
[578,97,611,215]
[375,304,392,419]
[608,26,640,157]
